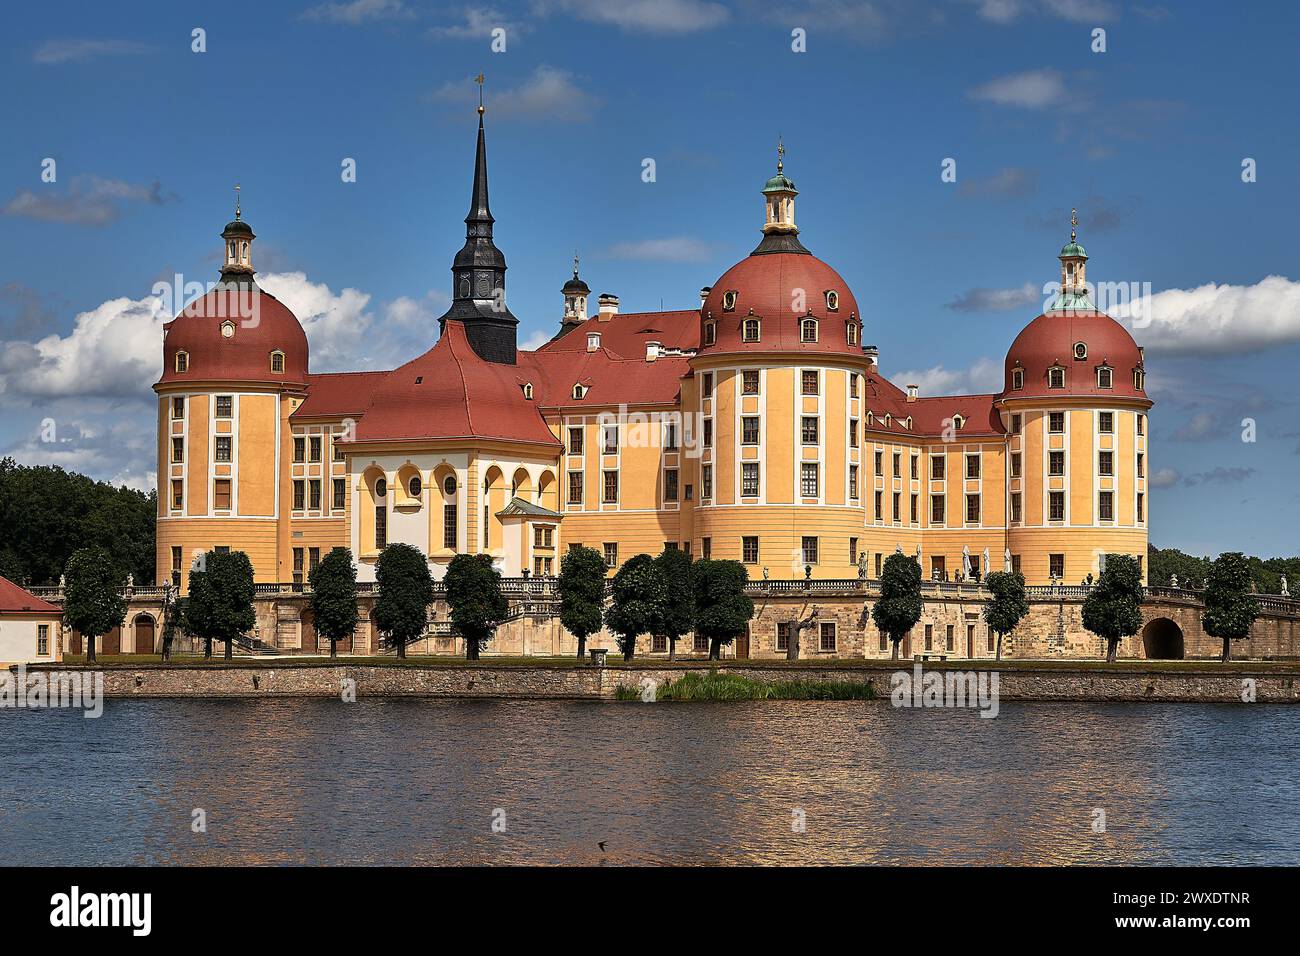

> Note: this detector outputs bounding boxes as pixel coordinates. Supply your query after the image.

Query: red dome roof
[699,252,863,357]
[156,285,308,389]
[1003,310,1148,402]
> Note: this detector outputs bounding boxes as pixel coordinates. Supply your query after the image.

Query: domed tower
[690,145,872,578]
[559,253,590,333]
[154,194,309,590]
[997,213,1152,585]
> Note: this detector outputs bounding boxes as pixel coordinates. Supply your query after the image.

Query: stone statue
[857,552,868,579]
[961,545,972,580]
[1170,574,1178,589]
[1004,548,1012,573]
[1281,575,1289,597]
[982,547,990,580]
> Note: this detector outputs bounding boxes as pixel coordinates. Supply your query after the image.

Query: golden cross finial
[234,183,241,220]
[573,250,580,278]
[777,136,785,173]
[1070,207,1077,242]
[475,72,485,114]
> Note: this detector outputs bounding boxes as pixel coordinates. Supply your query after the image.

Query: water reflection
[1,699,1297,865]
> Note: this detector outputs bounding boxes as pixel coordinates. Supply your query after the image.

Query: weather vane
[234,182,241,220]
[475,72,485,114]
[573,250,580,278]
[1070,207,1077,242]
[777,136,785,173]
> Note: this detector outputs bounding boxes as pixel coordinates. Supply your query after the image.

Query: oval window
[1073,342,1088,360]
[374,478,387,498]
[443,475,457,496]
[409,476,422,497]
[722,290,737,312]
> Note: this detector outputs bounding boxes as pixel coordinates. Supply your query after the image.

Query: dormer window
[800,318,818,343]
[1073,342,1088,361]
[704,322,717,346]
[866,411,874,426]
[270,350,285,374]
[522,383,534,400]
[1096,365,1113,388]
[220,320,235,339]
[952,414,965,430]
[1134,367,1145,390]
[904,416,913,430]
[1048,366,1065,389]
[883,413,892,427]
[722,290,738,312]
[1011,367,1024,390]
[174,350,189,373]
[587,332,600,350]
[572,383,587,400]
[824,290,840,311]
[742,317,761,343]
[845,321,858,346]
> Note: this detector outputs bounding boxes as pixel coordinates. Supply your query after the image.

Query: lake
[2,699,1296,865]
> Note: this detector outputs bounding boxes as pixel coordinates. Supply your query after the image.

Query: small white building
[0,576,63,666]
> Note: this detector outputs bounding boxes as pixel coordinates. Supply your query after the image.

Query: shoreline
[13,658,1300,703]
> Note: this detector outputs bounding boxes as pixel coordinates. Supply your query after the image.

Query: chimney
[597,293,619,322]
[699,286,712,304]
[906,384,918,403]
[862,344,879,366]
[586,331,601,352]
[645,340,660,362]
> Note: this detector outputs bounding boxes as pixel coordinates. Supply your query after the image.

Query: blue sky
[2,0,1299,558]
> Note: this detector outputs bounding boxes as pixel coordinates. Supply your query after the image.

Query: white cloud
[3,414,157,493]
[2,176,177,227]
[889,357,1003,396]
[519,328,553,351]
[1148,467,1180,488]
[945,282,1038,313]
[970,0,1118,23]
[430,65,599,123]
[430,6,524,39]
[538,0,729,33]
[301,0,414,25]
[969,69,1065,109]
[1113,275,1300,356]
[33,38,151,65]
[603,237,715,263]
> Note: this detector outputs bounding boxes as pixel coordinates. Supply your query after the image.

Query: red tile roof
[293,370,392,420]
[351,320,560,447]
[0,576,61,616]
[861,372,1003,439]
[1003,310,1149,403]
[538,309,700,357]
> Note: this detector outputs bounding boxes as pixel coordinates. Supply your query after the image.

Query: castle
[154,109,1152,595]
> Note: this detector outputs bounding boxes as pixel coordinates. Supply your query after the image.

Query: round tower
[997,215,1152,585]
[154,196,309,589]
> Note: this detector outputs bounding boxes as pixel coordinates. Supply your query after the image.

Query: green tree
[373,543,433,659]
[606,554,663,661]
[558,546,606,659]
[183,550,256,660]
[982,570,1030,661]
[62,546,127,664]
[310,547,360,658]
[1202,552,1261,662]
[653,546,696,661]
[1082,553,1145,663]
[871,552,923,660]
[161,593,185,662]
[445,553,509,660]
[0,458,155,586]
[691,559,754,661]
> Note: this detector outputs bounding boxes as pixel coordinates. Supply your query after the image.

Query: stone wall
[26,660,1300,704]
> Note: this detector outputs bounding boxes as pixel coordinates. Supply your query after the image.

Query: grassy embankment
[615,670,877,701]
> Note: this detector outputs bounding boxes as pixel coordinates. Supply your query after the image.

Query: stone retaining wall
[28,662,1300,704]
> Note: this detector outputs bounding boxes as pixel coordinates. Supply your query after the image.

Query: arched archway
[133,614,156,654]
[537,470,558,512]
[1142,617,1185,660]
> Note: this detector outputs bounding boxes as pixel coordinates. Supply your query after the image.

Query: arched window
[240,240,249,261]
[845,321,858,345]
[1096,365,1113,388]
[722,290,738,312]
[952,414,965,430]
[1011,367,1024,390]
[174,350,189,373]
[704,322,717,346]
[742,318,761,342]
[270,350,285,373]
[1048,366,1065,389]
[522,383,533,399]
[572,383,587,400]
[1134,367,1145,389]
[800,318,818,343]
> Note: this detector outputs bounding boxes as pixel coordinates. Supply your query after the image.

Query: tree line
[56,544,1263,665]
